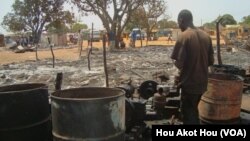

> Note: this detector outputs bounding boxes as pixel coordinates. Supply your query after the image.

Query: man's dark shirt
[171,27,214,94]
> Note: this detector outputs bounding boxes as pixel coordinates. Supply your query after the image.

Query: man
[167,33,172,43]
[131,31,137,48]
[171,9,214,124]
[108,31,115,51]
[78,30,83,51]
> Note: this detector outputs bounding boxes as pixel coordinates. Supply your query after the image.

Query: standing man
[78,29,83,51]
[109,31,115,51]
[171,9,214,124]
[131,31,137,48]
[167,33,172,43]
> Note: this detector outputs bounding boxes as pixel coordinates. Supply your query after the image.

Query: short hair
[178,9,193,23]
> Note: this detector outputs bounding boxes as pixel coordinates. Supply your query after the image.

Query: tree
[158,19,177,29]
[71,23,88,33]
[203,22,216,29]
[46,11,75,34]
[215,14,237,27]
[1,0,73,43]
[240,15,250,25]
[125,7,147,31]
[203,14,237,29]
[47,22,70,34]
[144,0,167,39]
[71,0,144,49]
[127,0,167,39]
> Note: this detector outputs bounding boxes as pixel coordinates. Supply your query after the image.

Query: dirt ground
[0,36,224,65]
[0,37,176,65]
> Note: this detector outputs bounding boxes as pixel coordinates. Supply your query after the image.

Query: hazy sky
[1,0,250,34]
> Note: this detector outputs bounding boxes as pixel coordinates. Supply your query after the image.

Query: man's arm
[171,37,186,69]
[208,37,214,66]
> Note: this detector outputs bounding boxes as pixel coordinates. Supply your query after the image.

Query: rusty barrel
[0,83,51,141]
[51,87,125,141]
[210,64,246,77]
[198,73,243,124]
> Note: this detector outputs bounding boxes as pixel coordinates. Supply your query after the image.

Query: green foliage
[125,7,147,31]
[1,13,25,32]
[157,19,177,29]
[240,15,250,25]
[203,22,216,29]
[71,23,88,32]
[47,21,69,34]
[71,0,146,48]
[126,0,167,35]
[46,11,75,34]
[71,0,144,35]
[203,14,237,29]
[214,14,237,26]
[1,0,73,43]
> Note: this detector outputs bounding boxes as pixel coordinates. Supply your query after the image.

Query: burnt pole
[55,72,63,91]
[216,18,223,65]
[103,34,109,87]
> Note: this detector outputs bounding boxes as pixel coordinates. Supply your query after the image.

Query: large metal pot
[51,87,125,141]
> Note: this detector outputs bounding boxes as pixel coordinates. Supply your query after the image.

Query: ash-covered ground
[0,46,249,93]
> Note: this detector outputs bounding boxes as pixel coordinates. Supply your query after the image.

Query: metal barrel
[198,73,243,124]
[51,87,125,141]
[210,64,246,77]
[0,83,51,141]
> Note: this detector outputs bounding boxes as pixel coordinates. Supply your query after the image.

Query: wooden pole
[35,44,38,61]
[87,47,91,71]
[55,72,63,91]
[48,37,55,68]
[216,18,223,65]
[91,23,93,54]
[79,34,83,58]
[140,29,142,48]
[103,34,109,87]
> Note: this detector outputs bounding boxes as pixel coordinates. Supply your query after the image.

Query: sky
[1,0,250,34]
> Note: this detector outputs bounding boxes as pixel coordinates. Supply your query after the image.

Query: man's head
[177,9,193,31]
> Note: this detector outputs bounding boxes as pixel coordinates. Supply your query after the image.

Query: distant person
[171,9,214,124]
[16,38,20,46]
[78,30,83,51]
[109,31,115,51]
[131,31,137,48]
[167,33,172,43]
[119,38,126,49]
[29,35,33,45]
[106,32,110,47]
[20,36,25,47]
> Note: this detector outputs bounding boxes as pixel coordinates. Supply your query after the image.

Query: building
[171,28,181,41]
[223,25,250,40]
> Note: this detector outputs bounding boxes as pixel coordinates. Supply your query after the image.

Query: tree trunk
[102,35,109,87]
[33,30,42,44]
[109,24,117,51]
